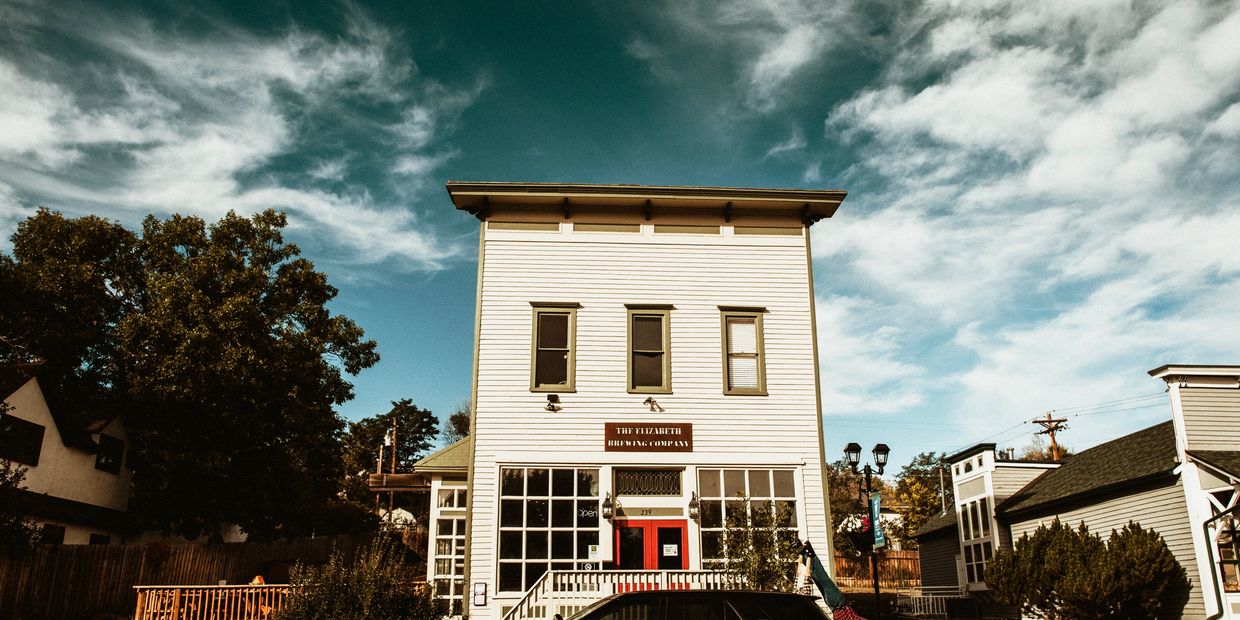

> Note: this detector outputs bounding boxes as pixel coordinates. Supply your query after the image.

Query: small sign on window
[662,544,678,556]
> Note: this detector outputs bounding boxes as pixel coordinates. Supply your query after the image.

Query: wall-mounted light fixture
[601,492,614,520]
[642,397,664,412]
[545,394,562,412]
[688,492,701,521]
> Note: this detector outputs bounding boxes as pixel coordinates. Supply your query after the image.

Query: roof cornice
[1148,364,1240,380]
[445,181,847,224]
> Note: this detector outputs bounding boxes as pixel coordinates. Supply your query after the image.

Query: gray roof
[1188,450,1240,480]
[914,509,958,538]
[997,420,1177,518]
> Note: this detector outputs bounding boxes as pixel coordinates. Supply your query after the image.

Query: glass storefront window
[697,468,798,567]
[498,467,601,592]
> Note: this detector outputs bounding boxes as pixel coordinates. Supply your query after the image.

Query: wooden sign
[604,423,693,452]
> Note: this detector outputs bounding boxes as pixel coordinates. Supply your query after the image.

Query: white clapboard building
[443,182,846,620]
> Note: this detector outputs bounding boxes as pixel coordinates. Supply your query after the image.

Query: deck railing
[502,570,733,620]
[894,585,967,618]
[133,585,290,620]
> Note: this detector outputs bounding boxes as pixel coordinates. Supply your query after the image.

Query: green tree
[1,209,379,540]
[986,519,1187,619]
[276,536,446,620]
[891,451,951,547]
[341,399,439,507]
[721,497,802,591]
[442,399,470,444]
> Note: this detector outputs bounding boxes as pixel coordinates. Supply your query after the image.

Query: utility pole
[388,416,398,522]
[1032,411,1069,460]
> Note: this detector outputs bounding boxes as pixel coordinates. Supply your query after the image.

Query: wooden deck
[133,585,289,620]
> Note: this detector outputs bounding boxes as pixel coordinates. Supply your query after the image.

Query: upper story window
[95,434,124,475]
[626,306,672,393]
[0,413,45,466]
[720,308,767,395]
[530,303,578,392]
[959,496,993,584]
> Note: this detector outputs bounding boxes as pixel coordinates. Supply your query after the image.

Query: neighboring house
[1,364,132,545]
[413,437,470,617]
[445,182,846,620]
[914,364,1240,619]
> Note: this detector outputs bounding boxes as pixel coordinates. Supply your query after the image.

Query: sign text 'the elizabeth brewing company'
[604,423,693,452]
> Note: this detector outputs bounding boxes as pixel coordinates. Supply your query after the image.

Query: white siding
[469,227,827,617]
[1008,481,1204,619]
[990,466,1051,501]
[1180,387,1240,451]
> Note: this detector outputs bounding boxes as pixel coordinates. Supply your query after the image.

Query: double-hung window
[720,308,767,395]
[626,306,671,393]
[530,303,578,392]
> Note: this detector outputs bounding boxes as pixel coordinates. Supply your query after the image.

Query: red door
[614,519,689,590]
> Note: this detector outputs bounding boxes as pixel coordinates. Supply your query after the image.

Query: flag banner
[800,541,848,609]
[870,492,886,549]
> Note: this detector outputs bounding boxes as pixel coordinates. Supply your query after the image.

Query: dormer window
[95,434,124,475]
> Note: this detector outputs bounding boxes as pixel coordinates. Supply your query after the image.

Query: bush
[275,537,446,620]
[721,497,802,591]
[985,519,1187,619]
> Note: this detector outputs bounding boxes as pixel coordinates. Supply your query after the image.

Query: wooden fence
[833,550,921,589]
[0,533,391,620]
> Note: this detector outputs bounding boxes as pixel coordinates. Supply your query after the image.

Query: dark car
[558,590,830,620]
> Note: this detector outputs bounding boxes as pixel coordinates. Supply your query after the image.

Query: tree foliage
[986,519,1188,619]
[1,209,379,540]
[890,451,951,547]
[721,497,802,591]
[276,536,446,620]
[341,399,440,507]
[442,400,470,444]
[0,457,40,557]
[826,458,891,555]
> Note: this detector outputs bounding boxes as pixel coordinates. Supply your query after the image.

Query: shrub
[721,497,802,591]
[985,519,1187,619]
[275,537,446,620]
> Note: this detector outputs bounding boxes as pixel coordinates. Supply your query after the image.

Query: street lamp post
[845,442,890,620]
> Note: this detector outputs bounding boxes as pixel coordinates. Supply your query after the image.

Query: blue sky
[2,0,1238,472]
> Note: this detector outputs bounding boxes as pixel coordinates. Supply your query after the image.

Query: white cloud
[813,0,1240,449]
[816,295,932,415]
[0,4,485,269]
[764,127,807,159]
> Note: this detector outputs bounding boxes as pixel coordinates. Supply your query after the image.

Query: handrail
[502,570,733,620]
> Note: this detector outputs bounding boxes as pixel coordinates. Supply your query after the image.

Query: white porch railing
[894,585,967,618]
[501,570,732,620]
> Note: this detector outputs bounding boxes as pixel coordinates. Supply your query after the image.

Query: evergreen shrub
[985,519,1187,619]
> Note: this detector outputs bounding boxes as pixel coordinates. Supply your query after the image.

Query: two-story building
[1,363,132,544]
[438,182,846,619]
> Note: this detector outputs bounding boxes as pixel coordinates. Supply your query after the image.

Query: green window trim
[720,309,767,395]
[626,307,672,394]
[530,305,577,393]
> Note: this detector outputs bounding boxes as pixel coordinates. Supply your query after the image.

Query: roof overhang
[1148,364,1240,382]
[445,181,847,225]
[946,442,996,465]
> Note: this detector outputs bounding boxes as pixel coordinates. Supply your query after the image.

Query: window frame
[94,433,124,475]
[719,308,768,396]
[496,466,602,593]
[0,413,45,466]
[529,303,579,393]
[626,306,673,394]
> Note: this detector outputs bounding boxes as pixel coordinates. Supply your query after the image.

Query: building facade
[445,182,845,620]
[1,366,131,544]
